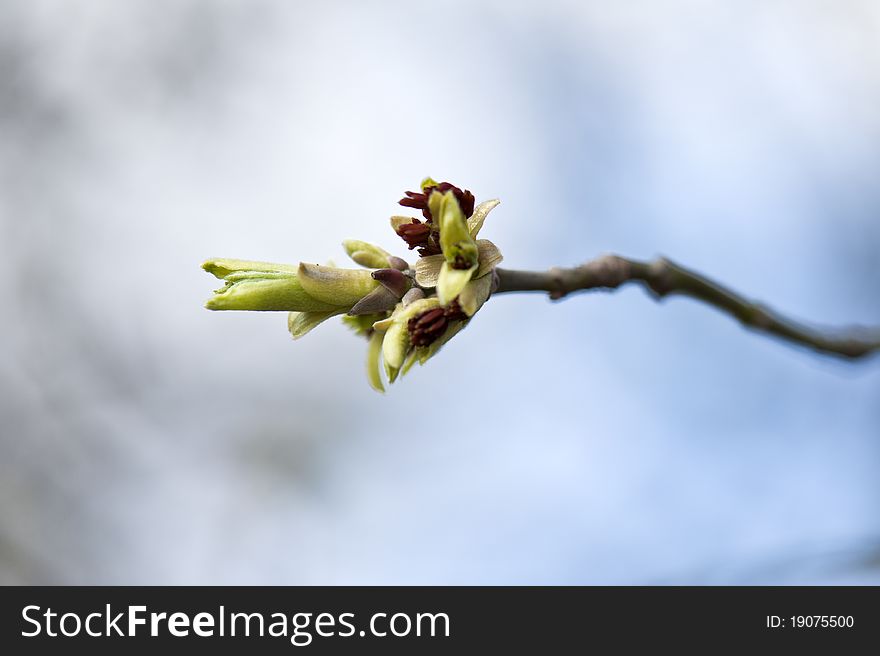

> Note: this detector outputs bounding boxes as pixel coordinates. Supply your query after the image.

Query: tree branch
[493,255,880,360]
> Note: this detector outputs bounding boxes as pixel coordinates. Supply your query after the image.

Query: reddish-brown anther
[408,307,449,347]
[395,218,442,257]
[398,181,475,223]
[399,192,432,221]
[407,301,469,347]
[396,181,475,257]
[396,219,431,249]
[443,299,468,322]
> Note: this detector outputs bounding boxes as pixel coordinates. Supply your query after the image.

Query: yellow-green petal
[384,359,400,384]
[378,296,442,373]
[382,320,409,370]
[397,297,442,322]
[433,190,479,270]
[366,330,385,393]
[400,348,420,376]
[467,199,500,238]
[476,239,504,278]
[437,261,477,305]
[372,315,396,332]
[419,321,466,365]
[458,273,493,317]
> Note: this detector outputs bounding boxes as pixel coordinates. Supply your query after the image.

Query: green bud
[202,258,338,312]
[342,240,393,269]
[204,180,498,393]
[297,263,380,307]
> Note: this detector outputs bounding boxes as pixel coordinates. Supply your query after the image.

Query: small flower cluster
[202,178,502,391]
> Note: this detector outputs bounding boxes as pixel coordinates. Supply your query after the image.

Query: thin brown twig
[493,255,880,360]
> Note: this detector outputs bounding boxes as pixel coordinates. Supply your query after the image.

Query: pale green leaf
[288,309,344,339]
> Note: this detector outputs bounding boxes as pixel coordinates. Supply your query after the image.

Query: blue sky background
[0,0,878,583]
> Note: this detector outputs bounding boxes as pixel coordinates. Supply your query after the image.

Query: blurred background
[1,0,878,584]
